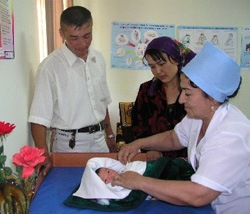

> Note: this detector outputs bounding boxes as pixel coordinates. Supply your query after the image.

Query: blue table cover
[30,167,215,214]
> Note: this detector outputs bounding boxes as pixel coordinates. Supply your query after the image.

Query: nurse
[114,42,250,214]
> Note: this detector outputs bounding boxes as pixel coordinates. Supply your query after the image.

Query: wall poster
[111,22,175,70]
[0,0,14,59]
[178,26,238,61]
[240,26,250,69]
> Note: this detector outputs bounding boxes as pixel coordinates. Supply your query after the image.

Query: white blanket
[73,157,146,199]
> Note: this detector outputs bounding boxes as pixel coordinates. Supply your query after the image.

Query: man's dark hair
[60,6,92,32]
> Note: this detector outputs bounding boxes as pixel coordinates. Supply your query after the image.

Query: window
[37,0,47,62]
[36,0,72,62]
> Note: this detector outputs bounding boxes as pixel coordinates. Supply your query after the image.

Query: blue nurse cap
[182,42,241,102]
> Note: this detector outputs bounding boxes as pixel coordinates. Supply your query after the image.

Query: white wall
[74,0,250,131]
[0,0,40,167]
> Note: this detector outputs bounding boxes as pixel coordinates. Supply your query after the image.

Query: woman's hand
[146,150,163,161]
[111,171,143,190]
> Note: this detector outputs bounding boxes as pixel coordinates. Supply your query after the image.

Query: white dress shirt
[28,43,112,129]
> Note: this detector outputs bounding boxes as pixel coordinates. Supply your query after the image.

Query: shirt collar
[61,42,96,66]
[86,48,97,63]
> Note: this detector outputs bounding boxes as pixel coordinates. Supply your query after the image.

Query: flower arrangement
[0,120,46,214]
[0,121,16,182]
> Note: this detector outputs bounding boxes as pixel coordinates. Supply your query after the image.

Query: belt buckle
[89,126,96,133]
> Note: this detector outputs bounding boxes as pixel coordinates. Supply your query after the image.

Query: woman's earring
[211,105,215,112]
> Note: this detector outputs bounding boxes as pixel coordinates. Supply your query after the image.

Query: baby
[96,167,119,184]
[73,157,146,201]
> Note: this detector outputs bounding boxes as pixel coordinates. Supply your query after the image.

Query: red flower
[13,146,46,178]
[0,121,16,135]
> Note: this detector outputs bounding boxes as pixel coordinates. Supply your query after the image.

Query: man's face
[60,23,92,60]
[98,168,119,184]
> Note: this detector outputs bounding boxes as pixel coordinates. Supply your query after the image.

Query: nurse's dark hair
[227,77,242,99]
[60,6,92,32]
[187,75,242,103]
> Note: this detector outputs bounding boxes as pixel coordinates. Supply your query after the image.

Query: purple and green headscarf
[144,36,196,72]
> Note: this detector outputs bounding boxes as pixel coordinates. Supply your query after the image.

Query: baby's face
[98,168,118,184]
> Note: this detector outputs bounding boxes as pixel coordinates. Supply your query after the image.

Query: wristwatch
[106,134,115,139]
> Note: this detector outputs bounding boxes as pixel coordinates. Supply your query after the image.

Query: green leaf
[16,165,23,177]
[30,172,37,179]
[0,170,6,182]
[0,145,3,154]
[0,155,6,165]
[3,166,12,176]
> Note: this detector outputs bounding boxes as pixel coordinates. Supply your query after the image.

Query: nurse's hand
[118,141,141,164]
[111,171,142,190]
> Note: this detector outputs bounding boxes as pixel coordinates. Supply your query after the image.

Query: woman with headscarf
[131,36,196,160]
[115,42,250,214]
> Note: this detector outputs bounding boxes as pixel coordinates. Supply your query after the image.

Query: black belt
[60,123,106,134]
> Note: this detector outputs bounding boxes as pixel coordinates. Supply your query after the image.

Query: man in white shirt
[29,6,117,176]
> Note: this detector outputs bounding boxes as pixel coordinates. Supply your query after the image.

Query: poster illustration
[240,27,250,69]
[178,26,238,61]
[111,22,175,70]
[0,0,14,59]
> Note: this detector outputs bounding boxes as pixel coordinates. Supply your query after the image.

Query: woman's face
[98,168,118,184]
[145,53,179,84]
[179,74,214,120]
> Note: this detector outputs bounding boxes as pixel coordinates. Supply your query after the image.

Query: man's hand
[31,123,52,176]
[118,141,141,164]
[36,153,52,177]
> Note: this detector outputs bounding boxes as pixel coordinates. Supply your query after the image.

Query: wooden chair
[116,102,135,145]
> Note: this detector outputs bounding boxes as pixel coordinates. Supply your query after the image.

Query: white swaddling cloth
[73,157,146,199]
